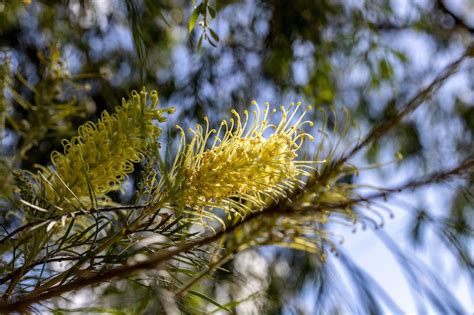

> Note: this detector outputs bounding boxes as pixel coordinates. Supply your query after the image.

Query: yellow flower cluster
[39,88,173,209]
[169,101,316,223]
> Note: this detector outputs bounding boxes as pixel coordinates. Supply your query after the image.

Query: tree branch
[437,0,474,34]
[315,155,474,211]
[340,46,471,165]
[1,155,472,312]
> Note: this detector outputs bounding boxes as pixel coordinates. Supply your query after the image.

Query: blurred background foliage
[0,0,473,313]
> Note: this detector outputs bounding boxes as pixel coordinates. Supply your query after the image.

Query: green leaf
[319,88,333,102]
[208,6,216,18]
[209,28,219,42]
[379,58,393,80]
[207,37,217,47]
[197,2,206,14]
[393,50,408,64]
[197,33,204,49]
[189,290,231,312]
[188,8,199,32]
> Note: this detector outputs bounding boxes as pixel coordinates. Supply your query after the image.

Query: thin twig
[306,155,474,213]
[0,204,148,246]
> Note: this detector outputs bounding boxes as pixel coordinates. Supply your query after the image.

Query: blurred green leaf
[189,289,231,312]
[189,7,200,32]
[208,6,216,18]
[379,58,393,80]
[209,28,219,43]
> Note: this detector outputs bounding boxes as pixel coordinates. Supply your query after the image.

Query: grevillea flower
[38,88,173,209]
[163,101,317,226]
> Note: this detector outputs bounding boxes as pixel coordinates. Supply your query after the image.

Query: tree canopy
[0,0,473,313]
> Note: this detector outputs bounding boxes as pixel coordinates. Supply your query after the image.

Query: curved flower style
[162,101,318,226]
[38,88,173,209]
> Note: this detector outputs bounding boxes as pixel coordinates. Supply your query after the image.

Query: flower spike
[38,88,173,210]
[161,101,319,227]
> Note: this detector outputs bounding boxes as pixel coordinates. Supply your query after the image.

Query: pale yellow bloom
[38,88,173,209]
[164,101,317,224]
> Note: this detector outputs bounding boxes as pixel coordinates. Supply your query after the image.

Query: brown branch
[340,46,471,166]
[1,155,472,312]
[0,188,294,312]
[437,0,474,34]
[302,44,472,197]
[315,155,474,211]
[0,254,123,286]
[0,219,249,312]
[374,0,474,34]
